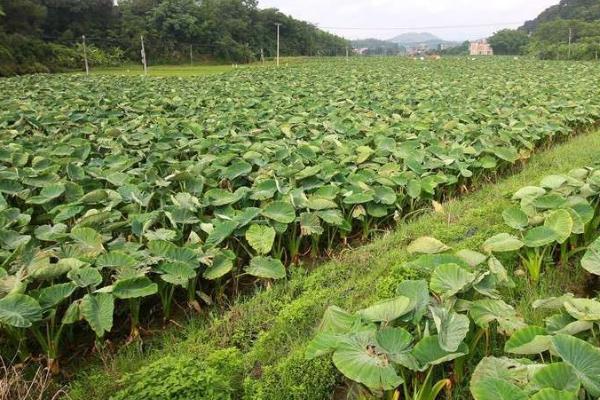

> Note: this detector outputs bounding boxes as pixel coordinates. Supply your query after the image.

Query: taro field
[1,57,600,380]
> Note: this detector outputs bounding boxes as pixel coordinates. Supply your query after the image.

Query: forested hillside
[487,0,600,59]
[0,0,349,76]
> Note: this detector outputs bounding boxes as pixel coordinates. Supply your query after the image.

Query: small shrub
[242,348,338,400]
[110,348,243,400]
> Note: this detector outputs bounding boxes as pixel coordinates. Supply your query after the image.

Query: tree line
[0,0,349,76]
[488,0,600,59]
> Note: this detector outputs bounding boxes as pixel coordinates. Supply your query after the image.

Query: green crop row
[307,166,600,399]
[1,58,600,369]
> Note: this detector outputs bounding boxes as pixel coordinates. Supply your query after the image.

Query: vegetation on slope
[67,130,600,399]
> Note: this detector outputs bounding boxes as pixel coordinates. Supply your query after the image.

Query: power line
[317,22,524,31]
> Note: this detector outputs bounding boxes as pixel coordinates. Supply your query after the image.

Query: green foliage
[111,348,244,400]
[242,348,338,400]
[488,29,529,55]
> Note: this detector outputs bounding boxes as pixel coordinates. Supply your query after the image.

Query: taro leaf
[37,282,76,309]
[261,201,296,224]
[305,332,344,359]
[563,298,600,321]
[430,306,470,352]
[62,301,80,325]
[491,146,519,163]
[68,266,102,288]
[34,224,67,241]
[96,251,137,269]
[245,256,286,279]
[471,377,528,400]
[319,306,359,334]
[202,252,233,280]
[300,212,323,236]
[532,294,574,310]
[545,314,593,336]
[488,256,512,287]
[529,362,580,393]
[482,233,524,254]
[80,293,114,337]
[144,228,177,242]
[0,230,31,249]
[395,279,430,323]
[533,194,567,210]
[70,227,104,255]
[157,262,196,286]
[204,188,246,207]
[529,389,577,400]
[317,209,344,226]
[26,183,65,204]
[523,226,557,248]
[504,326,551,355]
[357,296,412,323]
[250,180,277,201]
[205,220,238,248]
[332,332,403,391]
[373,186,396,205]
[112,277,158,299]
[550,334,600,396]
[306,196,337,210]
[429,263,476,298]
[412,335,468,369]
[540,175,568,189]
[581,236,600,275]
[28,256,71,280]
[343,192,374,205]
[470,357,533,388]
[222,159,252,181]
[502,207,529,230]
[245,224,276,255]
[0,294,42,328]
[0,179,23,194]
[470,299,526,335]
[543,210,573,244]
[407,236,450,254]
[147,240,197,265]
[455,249,488,267]
[407,179,421,199]
[376,327,413,360]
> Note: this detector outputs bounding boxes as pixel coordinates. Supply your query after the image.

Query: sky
[257,0,559,41]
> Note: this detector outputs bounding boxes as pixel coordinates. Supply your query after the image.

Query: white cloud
[258,0,558,40]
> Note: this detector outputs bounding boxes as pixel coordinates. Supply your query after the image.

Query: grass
[73,57,314,77]
[66,130,600,399]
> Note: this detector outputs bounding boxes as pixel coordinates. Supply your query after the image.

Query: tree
[488,29,529,55]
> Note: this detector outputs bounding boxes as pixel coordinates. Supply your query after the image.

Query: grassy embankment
[68,130,600,399]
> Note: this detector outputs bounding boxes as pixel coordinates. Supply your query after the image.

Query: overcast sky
[258,0,559,41]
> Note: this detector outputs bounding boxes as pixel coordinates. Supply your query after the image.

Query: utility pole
[260,48,264,64]
[82,35,89,76]
[275,23,282,66]
[140,35,147,75]
[190,44,193,66]
[346,46,349,62]
[568,27,572,59]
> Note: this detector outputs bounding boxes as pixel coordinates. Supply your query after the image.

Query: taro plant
[305,236,522,398]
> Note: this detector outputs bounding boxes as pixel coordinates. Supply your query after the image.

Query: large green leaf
[332,332,403,391]
[205,220,239,248]
[502,207,529,230]
[471,377,528,400]
[357,296,412,323]
[529,362,580,393]
[482,233,524,254]
[581,236,600,275]
[157,262,196,286]
[261,201,296,224]
[523,226,557,248]
[430,306,470,352]
[429,263,476,298]
[0,294,42,328]
[504,326,551,355]
[529,389,577,400]
[412,335,468,369]
[80,293,114,337]
[70,226,104,255]
[112,277,158,299]
[245,224,276,255]
[543,209,573,244]
[470,299,526,335]
[407,236,450,254]
[245,256,286,279]
[202,252,233,280]
[551,334,600,396]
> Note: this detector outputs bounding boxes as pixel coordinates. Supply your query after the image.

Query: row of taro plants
[306,166,600,399]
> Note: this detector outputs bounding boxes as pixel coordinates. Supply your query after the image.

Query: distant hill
[350,38,405,55]
[521,0,600,32]
[387,32,459,51]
